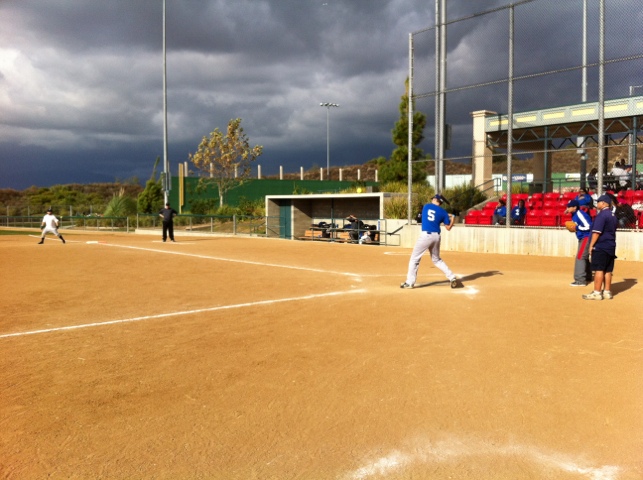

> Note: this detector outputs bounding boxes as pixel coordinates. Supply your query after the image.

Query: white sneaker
[582,291,603,301]
[603,290,613,300]
[400,282,414,289]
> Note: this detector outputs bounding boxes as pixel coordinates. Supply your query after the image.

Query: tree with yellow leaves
[189,118,263,208]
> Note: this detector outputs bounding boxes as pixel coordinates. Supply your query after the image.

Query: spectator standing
[159,202,178,242]
[511,199,527,225]
[401,194,460,289]
[492,198,507,225]
[582,195,618,300]
[565,200,592,287]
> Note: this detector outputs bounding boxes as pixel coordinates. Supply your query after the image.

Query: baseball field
[1,231,641,479]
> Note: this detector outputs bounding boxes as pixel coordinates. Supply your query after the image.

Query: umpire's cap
[596,194,612,205]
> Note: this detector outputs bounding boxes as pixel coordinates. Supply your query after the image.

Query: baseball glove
[564,220,576,233]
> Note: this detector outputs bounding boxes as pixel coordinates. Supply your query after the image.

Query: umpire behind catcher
[159,202,178,242]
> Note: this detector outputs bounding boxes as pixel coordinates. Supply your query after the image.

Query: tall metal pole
[320,103,339,180]
[434,0,440,192]
[408,33,414,223]
[162,0,170,204]
[579,0,588,189]
[597,0,605,195]
[326,107,330,179]
[582,0,587,104]
[506,5,514,226]
[439,0,447,193]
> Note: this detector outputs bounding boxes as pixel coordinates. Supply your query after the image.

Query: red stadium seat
[544,192,561,201]
[527,200,543,209]
[530,192,544,201]
[483,201,499,212]
[478,211,493,225]
[618,190,633,204]
[541,209,559,226]
[465,210,481,225]
[543,200,559,209]
[562,191,577,200]
[525,209,541,226]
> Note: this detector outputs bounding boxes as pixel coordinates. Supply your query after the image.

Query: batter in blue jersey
[401,195,461,289]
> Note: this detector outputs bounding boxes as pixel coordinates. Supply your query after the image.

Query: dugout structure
[264,193,405,243]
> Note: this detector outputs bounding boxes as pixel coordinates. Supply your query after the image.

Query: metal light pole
[162,0,170,204]
[320,103,339,180]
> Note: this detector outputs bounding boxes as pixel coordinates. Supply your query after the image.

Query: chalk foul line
[98,242,363,278]
[1,289,367,339]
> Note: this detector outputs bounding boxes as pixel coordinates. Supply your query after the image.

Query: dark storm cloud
[0,0,641,189]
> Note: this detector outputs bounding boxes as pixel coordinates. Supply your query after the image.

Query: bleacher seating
[465,188,643,229]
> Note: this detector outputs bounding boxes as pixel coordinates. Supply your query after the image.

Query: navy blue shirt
[511,205,526,221]
[421,203,451,234]
[591,207,617,255]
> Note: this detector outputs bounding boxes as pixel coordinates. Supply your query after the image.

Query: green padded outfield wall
[168,177,379,212]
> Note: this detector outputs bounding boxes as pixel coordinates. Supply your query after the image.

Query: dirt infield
[1,232,641,479]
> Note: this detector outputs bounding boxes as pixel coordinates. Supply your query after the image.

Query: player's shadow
[610,278,637,296]
[413,270,502,289]
[459,270,503,282]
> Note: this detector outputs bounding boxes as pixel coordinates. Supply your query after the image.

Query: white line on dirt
[96,242,363,277]
[0,289,367,339]
[344,439,620,480]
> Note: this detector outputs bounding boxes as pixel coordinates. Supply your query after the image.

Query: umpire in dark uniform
[159,202,178,242]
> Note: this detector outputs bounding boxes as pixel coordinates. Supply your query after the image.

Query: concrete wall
[395,222,642,262]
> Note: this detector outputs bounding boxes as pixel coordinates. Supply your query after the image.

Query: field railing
[136,214,270,237]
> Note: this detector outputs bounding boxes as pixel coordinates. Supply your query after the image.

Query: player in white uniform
[401,194,459,289]
[38,208,66,244]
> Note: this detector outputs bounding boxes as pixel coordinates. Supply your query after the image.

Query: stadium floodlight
[320,103,340,180]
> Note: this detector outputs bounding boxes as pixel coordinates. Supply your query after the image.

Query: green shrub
[103,188,137,217]
[441,183,488,215]
[237,196,265,216]
[215,204,238,218]
[384,197,411,219]
[189,198,218,215]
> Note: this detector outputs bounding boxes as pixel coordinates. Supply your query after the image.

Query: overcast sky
[1,0,641,189]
